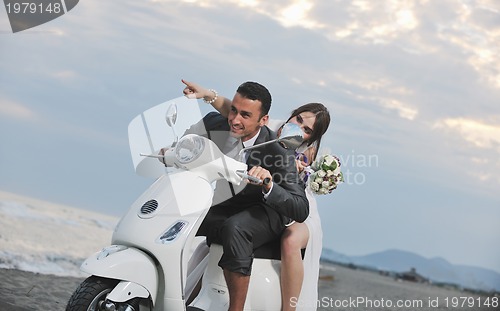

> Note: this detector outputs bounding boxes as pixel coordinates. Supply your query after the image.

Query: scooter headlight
[175,134,205,164]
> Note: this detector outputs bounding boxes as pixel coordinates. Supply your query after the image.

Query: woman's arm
[302,145,317,165]
[295,145,317,173]
[181,79,232,117]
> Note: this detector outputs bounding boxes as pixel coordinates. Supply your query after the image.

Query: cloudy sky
[1,0,499,273]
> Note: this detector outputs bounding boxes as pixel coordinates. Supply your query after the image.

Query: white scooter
[66,96,304,311]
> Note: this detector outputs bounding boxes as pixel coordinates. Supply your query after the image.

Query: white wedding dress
[268,119,323,311]
[185,120,323,310]
[295,187,322,310]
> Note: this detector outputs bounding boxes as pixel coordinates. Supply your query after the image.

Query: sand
[1,264,495,311]
[0,268,83,311]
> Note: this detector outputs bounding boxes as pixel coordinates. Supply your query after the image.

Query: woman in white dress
[182,80,331,311]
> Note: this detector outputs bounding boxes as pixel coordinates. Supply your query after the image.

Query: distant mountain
[321,248,500,293]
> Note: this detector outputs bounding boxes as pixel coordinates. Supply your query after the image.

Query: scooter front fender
[107,281,150,303]
[81,246,158,304]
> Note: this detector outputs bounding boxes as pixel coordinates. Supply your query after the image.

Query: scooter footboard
[81,246,158,304]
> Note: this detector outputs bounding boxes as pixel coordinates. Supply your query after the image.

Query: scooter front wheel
[66,276,147,311]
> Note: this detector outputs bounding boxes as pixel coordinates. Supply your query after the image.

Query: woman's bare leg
[280,222,309,311]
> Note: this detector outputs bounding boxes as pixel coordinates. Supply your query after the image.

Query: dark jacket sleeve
[261,142,309,222]
[183,112,228,137]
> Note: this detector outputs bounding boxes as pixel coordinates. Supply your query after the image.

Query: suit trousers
[197,202,285,276]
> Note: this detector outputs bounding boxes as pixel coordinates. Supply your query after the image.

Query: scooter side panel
[189,245,282,311]
[246,259,282,310]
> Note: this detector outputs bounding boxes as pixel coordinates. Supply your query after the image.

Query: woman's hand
[295,159,308,173]
[295,152,309,173]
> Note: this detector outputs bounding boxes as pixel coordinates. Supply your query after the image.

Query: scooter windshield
[128,96,206,178]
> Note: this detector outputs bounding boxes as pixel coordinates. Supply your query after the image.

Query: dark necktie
[223,136,243,161]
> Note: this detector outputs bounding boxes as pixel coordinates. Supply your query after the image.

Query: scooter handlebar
[236,170,271,186]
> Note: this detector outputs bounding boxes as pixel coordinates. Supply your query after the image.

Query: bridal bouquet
[304,154,343,195]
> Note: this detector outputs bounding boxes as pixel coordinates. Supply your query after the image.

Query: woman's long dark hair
[286,103,331,161]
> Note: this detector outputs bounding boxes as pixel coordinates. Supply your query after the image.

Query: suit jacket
[186,112,309,224]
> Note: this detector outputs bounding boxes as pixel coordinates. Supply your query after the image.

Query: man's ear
[259,114,269,126]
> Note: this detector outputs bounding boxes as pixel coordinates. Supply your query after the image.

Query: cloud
[170,0,325,29]
[379,98,418,120]
[156,0,419,41]
[0,99,37,120]
[347,94,418,121]
[272,0,325,29]
[342,1,418,42]
[434,1,500,88]
[331,73,418,120]
[434,117,500,151]
[181,0,500,89]
[50,70,79,81]
[433,117,500,185]
[142,0,496,128]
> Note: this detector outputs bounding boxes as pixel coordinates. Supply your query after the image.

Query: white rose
[323,155,334,166]
[315,177,323,184]
[334,157,340,167]
[333,166,341,175]
[319,188,329,194]
[310,182,320,192]
[327,170,334,177]
[322,181,330,188]
[311,159,321,171]
[317,170,326,178]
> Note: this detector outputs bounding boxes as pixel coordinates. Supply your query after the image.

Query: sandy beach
[1,263,495,311]
[0,268,82,311]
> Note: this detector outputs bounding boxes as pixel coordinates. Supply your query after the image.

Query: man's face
[228,93,268,141]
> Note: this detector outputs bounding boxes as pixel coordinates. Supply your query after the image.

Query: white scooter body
[70,97,296,311]
[189,244,282,311]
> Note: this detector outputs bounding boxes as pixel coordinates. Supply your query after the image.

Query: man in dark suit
[181,81,309,311]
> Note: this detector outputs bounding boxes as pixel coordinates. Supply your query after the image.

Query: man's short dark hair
[236,81,272,116]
